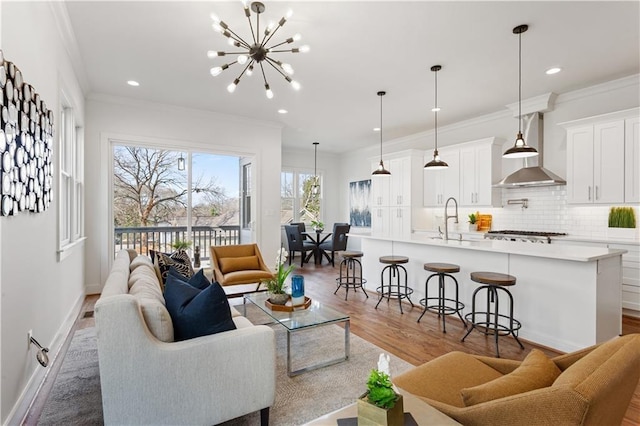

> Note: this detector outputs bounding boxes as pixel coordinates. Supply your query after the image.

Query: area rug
[37,306,414,425]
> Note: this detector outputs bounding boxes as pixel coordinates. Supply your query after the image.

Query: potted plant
[311,220,324,233]
[261,247,295,305]
[171,239,192,251]
[357,354,404,426]
[608,207,638,239]
[468,213,478,231]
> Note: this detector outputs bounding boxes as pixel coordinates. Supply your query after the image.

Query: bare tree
[113,146,226,226]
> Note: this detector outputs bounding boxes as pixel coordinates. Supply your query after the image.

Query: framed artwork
[349,179,371,227]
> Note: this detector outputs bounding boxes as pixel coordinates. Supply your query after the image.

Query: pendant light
[177,153,185,171]
[311,141,320,195]
[503,24,538,159]
[372,91,391,176]
[424,65,448,170]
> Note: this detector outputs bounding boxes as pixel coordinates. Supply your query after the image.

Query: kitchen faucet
[444,197,459,241]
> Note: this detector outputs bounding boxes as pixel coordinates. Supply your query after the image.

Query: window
[242,163,252,229]
[280,169,322,224]
[58,103,84,257]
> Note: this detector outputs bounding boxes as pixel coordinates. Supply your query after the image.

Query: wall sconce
[29,336,49,367]
[177,154,185,171]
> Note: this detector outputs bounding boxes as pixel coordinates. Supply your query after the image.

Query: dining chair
[284,225,316,266]
[319,223,351,266]
[291,222,308,240]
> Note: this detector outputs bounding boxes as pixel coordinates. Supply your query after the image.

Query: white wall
[84,96,283,291]
[1,2,86,423]
[337,74,640,236]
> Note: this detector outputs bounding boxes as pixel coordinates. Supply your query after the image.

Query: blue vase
[291,274,305,306]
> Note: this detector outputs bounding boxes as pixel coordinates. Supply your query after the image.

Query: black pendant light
[311,141,320,195]
[424,65,448,170]
[503,24,538,159]
[372,91,391,176]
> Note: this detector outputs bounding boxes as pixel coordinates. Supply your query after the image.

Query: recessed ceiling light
[373,127,380,132]
[545,67,562,75]
[278,109,288,114]
[127,80,140,87]
[431,107,441,112]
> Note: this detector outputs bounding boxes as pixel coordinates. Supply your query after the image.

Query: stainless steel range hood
[495,112,566,188]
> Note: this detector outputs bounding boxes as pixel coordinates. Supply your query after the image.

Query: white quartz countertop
[351,234,627,262]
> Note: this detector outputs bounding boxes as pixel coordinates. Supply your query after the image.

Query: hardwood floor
[25,261,640,425]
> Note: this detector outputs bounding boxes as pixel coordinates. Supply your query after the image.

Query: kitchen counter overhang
[353,234,625,353]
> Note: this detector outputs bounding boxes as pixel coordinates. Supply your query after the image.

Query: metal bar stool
[417,263,466,333]
[461,271,525,357]
[335,251,368,301]
[375,255,414,314]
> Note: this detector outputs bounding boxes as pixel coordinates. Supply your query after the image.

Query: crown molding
[556,73,639,105]
[506,92,558,116]
[87,92,284,130]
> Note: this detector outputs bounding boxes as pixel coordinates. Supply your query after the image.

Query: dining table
[302,230,332,265]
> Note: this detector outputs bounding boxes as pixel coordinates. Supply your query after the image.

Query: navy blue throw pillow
[164,275,236,341]
[168,267,210,290]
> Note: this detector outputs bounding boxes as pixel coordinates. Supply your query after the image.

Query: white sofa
[95,249,276,425]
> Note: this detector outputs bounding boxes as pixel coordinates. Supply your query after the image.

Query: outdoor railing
[114,225,241,259]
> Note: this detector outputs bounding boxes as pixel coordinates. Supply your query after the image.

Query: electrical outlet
[27,329,32,349]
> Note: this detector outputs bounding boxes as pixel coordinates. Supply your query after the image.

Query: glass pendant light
[503,24,539,159]
[372,91,391,176]
[311,141,320,195]
[177,153,185,171]
[425,65,448,170]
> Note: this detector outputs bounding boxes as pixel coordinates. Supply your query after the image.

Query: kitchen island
[355,234,626,353]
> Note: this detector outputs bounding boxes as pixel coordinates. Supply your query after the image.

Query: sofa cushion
[218,255,260,274]
[461,349,561,406]
[394,351,504,407]
[130,254,154,272]
[128,271,173,342]
[152,249,194,285]
[164,275,236,341]
[128,262,163,292]
[169,267,210,290]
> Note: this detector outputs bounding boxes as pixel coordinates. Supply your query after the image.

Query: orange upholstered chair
[210,243,274,287]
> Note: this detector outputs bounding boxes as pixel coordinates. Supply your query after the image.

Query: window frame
[280,168,323,224]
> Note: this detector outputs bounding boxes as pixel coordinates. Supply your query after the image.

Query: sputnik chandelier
[208,1,309,99]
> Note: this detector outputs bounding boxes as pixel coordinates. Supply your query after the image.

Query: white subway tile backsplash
[420,186,639,238]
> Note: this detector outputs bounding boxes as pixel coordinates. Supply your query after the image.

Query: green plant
[608,207,636,228]
[261,247,295,294]
[365,369,398,409]
[311,220,324,230]
[171,239,192,250]
[468,213,477,224]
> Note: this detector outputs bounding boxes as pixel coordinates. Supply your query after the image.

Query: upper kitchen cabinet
[423,146,460,207]
[459,138,502,207]
[562,108,639,204]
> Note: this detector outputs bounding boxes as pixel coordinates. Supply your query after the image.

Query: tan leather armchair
[210,243,274,286]
[394,334,640,426]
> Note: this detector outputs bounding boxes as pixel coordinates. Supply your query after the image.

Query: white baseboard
[4,292,86,426]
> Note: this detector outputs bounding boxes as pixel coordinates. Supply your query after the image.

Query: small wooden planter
[357,392,404,426]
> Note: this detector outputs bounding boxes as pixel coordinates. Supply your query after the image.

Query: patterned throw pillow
[152,249,194,285]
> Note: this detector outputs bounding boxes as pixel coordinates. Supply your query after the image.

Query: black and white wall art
[349,179,371,227]
[0,49,54,216]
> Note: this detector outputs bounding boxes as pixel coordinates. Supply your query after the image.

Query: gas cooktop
[486,230,568,237]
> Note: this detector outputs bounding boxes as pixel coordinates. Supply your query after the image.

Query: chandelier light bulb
[237,55,248,65]
[286,9,293,19]
[299,45,310,53]
[210,66,223,76]
[212,23,223,33]
[293,33,302,42]
[246,65,254,76]
[265,84,274,99]
[227,38,236,46]
[210,13,220,23]
[291,80,301,90]
[282,63,294,75]
[227,79,239,93]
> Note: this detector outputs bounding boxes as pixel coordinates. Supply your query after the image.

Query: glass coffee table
[244,292,350,377]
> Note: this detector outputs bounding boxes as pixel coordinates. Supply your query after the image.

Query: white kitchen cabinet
[562,108,639,204]
[370,150,424,238]
[625,117,640,203]
[459,138,502,207]
[611,242,640,314]
[423,147,459,207]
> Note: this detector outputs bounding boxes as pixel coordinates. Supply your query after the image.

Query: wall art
[0,49,54,216]
[349,179,371,227]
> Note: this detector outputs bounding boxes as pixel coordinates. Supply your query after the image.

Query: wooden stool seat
[424,263,460,274]
[379,255,409,265]
[342,251,363,259]
[470,271,516,286]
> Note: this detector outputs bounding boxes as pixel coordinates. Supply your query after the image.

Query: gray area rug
[37,305,414,425]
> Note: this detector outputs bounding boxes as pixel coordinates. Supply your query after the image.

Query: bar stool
[375,256,414,314]
[417,263,466,333]
[335,251,368,301]
[461,271,525,357]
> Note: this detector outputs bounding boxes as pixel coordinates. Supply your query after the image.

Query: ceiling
[64,1,640,154]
